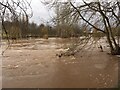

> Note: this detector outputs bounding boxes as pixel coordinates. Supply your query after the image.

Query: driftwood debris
[56,47,79,58]
[98,45,103,52]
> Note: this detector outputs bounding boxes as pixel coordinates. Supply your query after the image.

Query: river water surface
[2,38,119,88]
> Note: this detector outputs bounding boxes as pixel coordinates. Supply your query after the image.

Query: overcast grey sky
[29,0,54,25]
[28,0,108,25]
[28,0,94,25]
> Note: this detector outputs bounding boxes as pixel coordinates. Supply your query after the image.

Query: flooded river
[2,38,119,88]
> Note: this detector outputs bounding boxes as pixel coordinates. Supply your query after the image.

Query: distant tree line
[2,19,120,40]
[2,19,85,39]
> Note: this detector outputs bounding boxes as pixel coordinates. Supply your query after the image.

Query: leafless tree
[44,0,120,55]
[0,0,32,54]
[0,0,32,39]
[70,0,120,54]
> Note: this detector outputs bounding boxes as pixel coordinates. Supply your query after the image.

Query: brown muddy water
[1,38,119,88]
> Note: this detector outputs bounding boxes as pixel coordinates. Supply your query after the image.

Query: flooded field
[2,38,119,88]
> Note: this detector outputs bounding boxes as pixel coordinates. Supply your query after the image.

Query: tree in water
[70,1,120,55]
[0,0,32,54]
[44,0,120,55]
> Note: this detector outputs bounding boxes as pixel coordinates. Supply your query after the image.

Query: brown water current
[2,38,119,88]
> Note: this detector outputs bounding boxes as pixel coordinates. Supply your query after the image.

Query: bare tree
[69,1,120,54]
[44,0,120,55]
[0,0,32,54]
[0,0,32,40]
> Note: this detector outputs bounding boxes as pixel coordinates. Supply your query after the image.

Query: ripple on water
[94,64,106,69]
